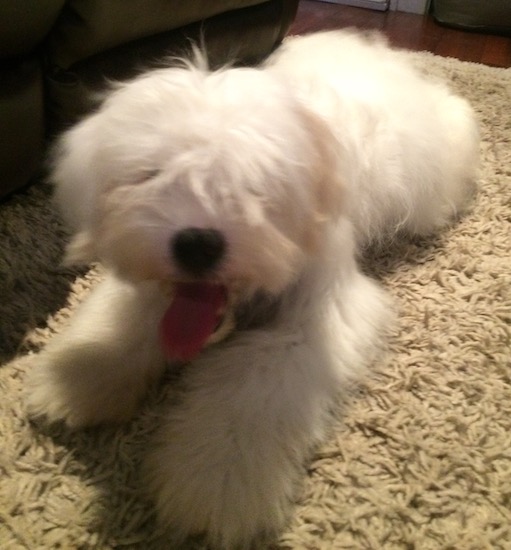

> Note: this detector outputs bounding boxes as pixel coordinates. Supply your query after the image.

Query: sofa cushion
[48,0,267,69]
[0,0,65,58]
[45,0,296,130]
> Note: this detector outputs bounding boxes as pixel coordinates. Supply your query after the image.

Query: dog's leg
[25,273,167,428]
[144,270,389,549]
[143,329,338,549]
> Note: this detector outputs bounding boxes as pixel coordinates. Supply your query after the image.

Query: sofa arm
[0,1,65,198]
[0,61,44,197]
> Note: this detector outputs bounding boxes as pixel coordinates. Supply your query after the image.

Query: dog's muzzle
[159,227,234,362]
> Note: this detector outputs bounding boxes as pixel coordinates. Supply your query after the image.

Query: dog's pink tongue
[160,282,227,361]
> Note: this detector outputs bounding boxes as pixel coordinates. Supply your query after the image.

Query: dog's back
[266,30,479,245]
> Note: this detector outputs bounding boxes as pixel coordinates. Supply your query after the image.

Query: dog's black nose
[172,227,226,275]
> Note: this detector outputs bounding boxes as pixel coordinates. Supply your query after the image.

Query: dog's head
[52,63,345,359]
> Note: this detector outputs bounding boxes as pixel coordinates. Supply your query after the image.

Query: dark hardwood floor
[289,1,511,67]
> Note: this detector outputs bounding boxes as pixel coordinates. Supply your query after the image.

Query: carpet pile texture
[0,51,510,549]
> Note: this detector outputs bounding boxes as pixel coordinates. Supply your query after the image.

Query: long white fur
[25,31,479,549]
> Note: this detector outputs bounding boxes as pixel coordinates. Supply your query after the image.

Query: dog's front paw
[145,431,296,549]
[143,379,308,549]
[24,348,143,429]
[24,355,75,427]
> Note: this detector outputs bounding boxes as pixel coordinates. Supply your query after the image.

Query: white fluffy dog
[26,31,479,549]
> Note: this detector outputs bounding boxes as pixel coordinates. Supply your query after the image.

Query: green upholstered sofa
[0,0,298,199]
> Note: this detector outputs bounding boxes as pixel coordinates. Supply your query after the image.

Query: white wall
[389,0,429,14]
[313,0,430,14]
[314,0,388,11]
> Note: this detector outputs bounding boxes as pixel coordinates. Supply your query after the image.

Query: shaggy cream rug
[1,51,510,549]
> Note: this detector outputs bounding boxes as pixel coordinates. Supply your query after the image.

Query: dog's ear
[293,103,346,253]
[50,115,102,264]
[295,103,346,220]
